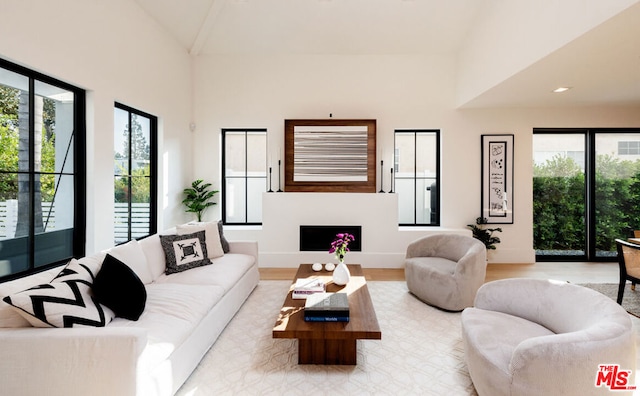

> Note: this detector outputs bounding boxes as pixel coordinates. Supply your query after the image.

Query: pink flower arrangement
[329,233,355,262]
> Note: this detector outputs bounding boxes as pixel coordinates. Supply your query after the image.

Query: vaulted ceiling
[133,0,484,56]
[133,0,640,108]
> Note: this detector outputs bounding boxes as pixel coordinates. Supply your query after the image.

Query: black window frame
[394,129,441,226]
[113,102,158,244]
[0,57,86,282]
[221,128,267,226]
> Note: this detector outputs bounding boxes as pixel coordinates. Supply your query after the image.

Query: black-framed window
[533,128,640,261]
[222,129,267,225]
[113,103,157,244]
[394,129,440,226]
[0,58,85,281]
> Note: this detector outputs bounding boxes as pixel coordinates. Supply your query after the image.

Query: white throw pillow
[139,234,167,281]
[107,240,153,284]
[177,221,224,259]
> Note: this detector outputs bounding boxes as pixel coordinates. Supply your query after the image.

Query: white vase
[332,261,351,286]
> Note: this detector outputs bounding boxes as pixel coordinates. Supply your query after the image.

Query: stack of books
[304,292,350,322]
[292,278,326,299]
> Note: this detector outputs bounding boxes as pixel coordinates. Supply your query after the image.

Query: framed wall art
[284,119,376,192]
[481,134,514,224]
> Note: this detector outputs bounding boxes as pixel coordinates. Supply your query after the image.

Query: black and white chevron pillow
[2,259,114,328]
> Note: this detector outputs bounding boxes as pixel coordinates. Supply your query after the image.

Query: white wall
[0,0,193,253]
[193,53,640,266]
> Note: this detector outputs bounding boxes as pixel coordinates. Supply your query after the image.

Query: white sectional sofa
[0,221,259,396]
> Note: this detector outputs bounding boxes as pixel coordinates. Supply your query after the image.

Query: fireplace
[299,225,362,252]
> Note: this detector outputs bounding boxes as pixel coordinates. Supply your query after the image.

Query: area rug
[580,283,640,318]
[176,281,477,396]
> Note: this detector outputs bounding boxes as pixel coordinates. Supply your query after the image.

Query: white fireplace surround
[223,193,469,268]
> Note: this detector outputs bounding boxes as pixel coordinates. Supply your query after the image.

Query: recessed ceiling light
[553,87,572,93]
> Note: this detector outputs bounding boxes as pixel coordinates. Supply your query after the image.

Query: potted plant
[467,217,502,250]
[182,179,219,222]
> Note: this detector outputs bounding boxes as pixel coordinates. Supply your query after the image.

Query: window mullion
[245,131,249,223]
[221,131,227,224]
[414,131,418,225]
[126,111,132,242]
[28,77,36,270]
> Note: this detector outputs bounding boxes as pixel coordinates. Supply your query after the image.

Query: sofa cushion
[406,257,457,276]
[2,259,115,328]
[143,283,224,321]
[93,254,147,320]
[160,230,212,274]
[178,221,224,259]
[139,234,167,282]
[108,283,225,370]
[108,240,153,285]
[155,253,255,292]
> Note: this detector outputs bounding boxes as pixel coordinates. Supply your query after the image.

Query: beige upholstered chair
[404,234,486,311]
[462,278,635,396]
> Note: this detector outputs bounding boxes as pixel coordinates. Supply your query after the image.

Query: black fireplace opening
[299,225,362,252]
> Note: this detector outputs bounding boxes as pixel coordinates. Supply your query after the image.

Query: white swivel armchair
[404,234,487,311]
[462,278,636,396]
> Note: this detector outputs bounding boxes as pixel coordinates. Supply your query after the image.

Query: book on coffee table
[292,278,326,299]
[304,292,350,322]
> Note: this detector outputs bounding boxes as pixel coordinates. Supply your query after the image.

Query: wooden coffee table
[272,264,381,365]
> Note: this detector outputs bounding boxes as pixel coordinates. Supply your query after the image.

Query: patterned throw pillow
[2,259,114,328]
[160,230,212,274]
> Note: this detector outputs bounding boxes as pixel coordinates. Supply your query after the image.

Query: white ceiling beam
[189,0,227,56]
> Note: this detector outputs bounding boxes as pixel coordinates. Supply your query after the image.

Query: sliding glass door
[533,129,640,261]
[594,132,640,258]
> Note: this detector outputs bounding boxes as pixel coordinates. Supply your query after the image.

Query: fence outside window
[1,201,149,243]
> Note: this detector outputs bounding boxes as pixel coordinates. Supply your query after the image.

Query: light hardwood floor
[260,262,621,284]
